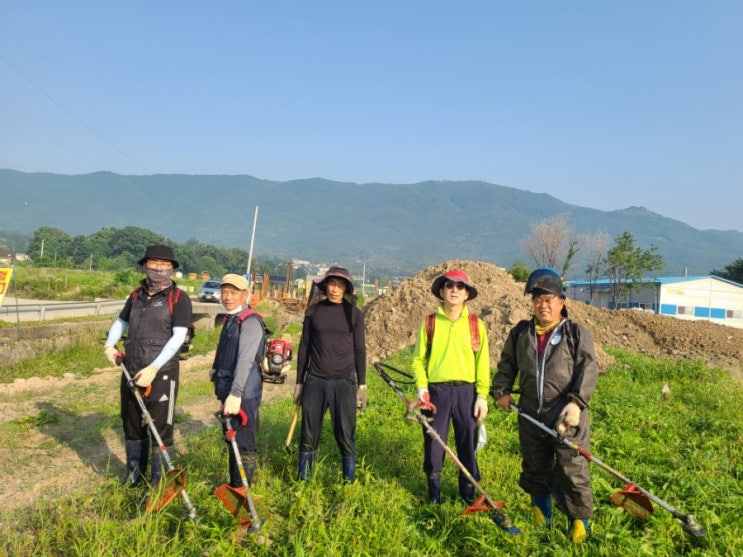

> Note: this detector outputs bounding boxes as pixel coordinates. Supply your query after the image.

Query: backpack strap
[129,286,142,305]
[425,312,481,358]
[425,313,436,359]
[223,307,264,327]
[130,286,182,316]
[468,313,481,352]
[167,288,182,314]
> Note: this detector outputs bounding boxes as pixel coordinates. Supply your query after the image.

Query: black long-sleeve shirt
[296,300,366,384]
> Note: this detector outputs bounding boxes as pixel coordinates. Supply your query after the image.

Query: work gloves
[474,397,488,421]
[134,365,158,388]
[104,346,119,365]
[356,385,367,410]
[417,388,430,405]
[293,384,303,406]
[556,401,581,434]
[223,394,242,416]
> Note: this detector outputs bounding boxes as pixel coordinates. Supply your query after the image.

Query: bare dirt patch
[2,259,742,514]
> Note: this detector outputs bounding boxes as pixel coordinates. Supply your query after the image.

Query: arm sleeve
[105,318,128,347]
[151,327,188,369]
[150,292,192,369]
[474,320,491,399]
[230,318,264,397]
[353,308,367,384]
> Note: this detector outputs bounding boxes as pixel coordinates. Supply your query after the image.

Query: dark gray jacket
[491,317,598,426]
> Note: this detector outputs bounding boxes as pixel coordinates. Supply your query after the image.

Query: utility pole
[246,205,259,277]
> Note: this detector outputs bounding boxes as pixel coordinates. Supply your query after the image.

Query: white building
[564,276,743,329]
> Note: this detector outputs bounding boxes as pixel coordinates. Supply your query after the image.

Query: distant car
[198,280,222,303]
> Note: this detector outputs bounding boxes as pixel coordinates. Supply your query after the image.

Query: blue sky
[2,2,742,231]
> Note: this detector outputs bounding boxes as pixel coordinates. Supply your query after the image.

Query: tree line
[19,226,303,280]
[512,213,743,308]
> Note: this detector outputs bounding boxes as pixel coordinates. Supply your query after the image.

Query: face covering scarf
[144,267,174,293]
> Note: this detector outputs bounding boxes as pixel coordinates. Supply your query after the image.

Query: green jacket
[412,304,490,399]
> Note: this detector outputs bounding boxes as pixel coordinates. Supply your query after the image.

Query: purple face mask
[145,267,173,291]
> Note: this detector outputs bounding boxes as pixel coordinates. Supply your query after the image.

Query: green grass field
[1,345,741,556]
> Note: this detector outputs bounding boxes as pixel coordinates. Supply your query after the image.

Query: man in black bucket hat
[294,265,367,483]
[103,244,192,490]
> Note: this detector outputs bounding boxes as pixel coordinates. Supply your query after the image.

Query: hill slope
[2,169,742,276]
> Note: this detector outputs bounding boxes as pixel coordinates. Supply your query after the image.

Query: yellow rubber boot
[570,518,589,543]
[531,494,553,528]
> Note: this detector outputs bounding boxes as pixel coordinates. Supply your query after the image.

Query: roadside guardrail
[0,300,126,322]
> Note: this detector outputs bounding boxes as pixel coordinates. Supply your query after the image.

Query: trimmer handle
[116,352,152,397]
[214,409,248,441]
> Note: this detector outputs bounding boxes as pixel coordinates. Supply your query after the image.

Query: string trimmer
[510,403,705,537]
[373,362,521,536]
[116,356,198,521]
[214,409,263,533]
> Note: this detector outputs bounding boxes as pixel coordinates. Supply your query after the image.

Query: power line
[1,53,151,173]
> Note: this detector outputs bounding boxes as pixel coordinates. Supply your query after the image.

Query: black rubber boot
[427,473,442,504]
[342,455,356,483]
[150,443,172,487]
[124,439,148,487]
[241,452,258,486]
[459,474,476,505]
[298,451,316,481]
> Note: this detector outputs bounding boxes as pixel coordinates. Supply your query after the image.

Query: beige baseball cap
[220,273,249,291]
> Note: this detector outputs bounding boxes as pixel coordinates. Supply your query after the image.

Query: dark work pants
[422,383,480,483]
[518,411,593,519]
[120,371,178,446]
[219,395,261,453]
[299,373,357,457]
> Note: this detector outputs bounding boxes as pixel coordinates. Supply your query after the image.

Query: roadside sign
[0,268,13,308]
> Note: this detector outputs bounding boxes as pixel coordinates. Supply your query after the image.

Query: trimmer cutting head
[145,468,186,512]
[215,484,253,528]
[610,484,654,520]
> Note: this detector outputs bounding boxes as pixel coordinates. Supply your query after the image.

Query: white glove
[293,384,303,406]
[104,346,119,365]
[134,365,158,387]
[556,401,581,434]
[223,394,242,416]
[417,388,430,405]
[261,357,270,373]
[474,397,488,421]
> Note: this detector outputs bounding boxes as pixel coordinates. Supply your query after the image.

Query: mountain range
[1,169,740,277]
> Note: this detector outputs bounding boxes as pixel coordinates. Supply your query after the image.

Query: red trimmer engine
[262,338,293,384]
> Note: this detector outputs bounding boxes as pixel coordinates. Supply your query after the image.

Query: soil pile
[364,260,743,379]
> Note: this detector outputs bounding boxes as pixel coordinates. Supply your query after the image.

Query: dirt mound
[364,260,743,380]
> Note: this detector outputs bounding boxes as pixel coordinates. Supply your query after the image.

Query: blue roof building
[564,275,743,328]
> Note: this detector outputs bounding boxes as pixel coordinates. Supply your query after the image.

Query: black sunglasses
[444,281,466,291]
